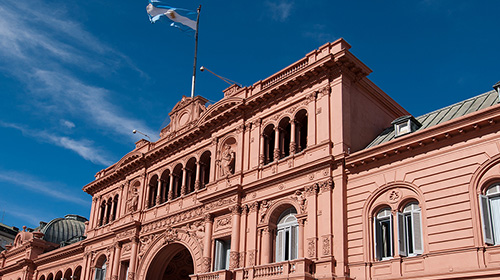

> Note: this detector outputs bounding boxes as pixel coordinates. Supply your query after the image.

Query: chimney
[494,81,500,102]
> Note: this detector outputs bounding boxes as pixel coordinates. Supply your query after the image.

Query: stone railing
[261,58,309,89]
[191,270,232,280]
[236,258,314,280]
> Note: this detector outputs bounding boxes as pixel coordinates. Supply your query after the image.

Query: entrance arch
[146,243,194,280]
[137,228,203,280]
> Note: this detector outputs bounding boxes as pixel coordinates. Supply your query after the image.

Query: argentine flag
[146,0,197,31]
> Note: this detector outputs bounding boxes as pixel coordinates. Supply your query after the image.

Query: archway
[146,243,194,280]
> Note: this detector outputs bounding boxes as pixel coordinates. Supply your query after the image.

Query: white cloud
[61,120,76,129]
[0,170,89,207]
[30,70,157,141]
[0,121,114,166]
[265,0,294,22]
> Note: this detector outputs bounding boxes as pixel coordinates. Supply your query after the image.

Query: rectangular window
[214,239,231,271]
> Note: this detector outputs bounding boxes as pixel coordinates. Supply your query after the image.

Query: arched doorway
[146,243,194,280]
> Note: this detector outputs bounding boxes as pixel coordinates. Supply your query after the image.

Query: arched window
[148,175,159,208]
[199,151,211,188]
[278,117,291,159]
[398,202,423,256]
[94,256,107,280]
[263,124,275,164]
[112,195,119,221]
[105,198,112,224]
[275,208,298,262]
[160,170,171,203]
[295,110,308,153]
[480,184,500,245]
[172,164,184,199]
[99,201,106,226]
[186,157,197,194]
[374,208,393,260]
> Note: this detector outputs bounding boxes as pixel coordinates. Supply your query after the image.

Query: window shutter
[291,226,298,260]
[389,213,393,257]
[397,212,407,257]
[276,229,284,262]
[479,195,494,245]
[412,210,424,254]
[374,218,381,260]
[94,268,102,280]
[224,240,231,270]
[214,239,223,271]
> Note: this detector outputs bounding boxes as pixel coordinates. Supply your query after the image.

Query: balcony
[192,259,314,280]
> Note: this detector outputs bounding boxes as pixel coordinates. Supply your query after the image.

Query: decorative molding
[229,251,240,269]
[307,238,316,258]
[292,190,307,212]
[214,215,232,232]
[322,235,331,256]
[204,196,237,211]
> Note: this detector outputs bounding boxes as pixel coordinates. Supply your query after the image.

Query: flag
[146,1,197,31]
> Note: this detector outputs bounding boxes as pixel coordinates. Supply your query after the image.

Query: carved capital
[249,202,259,213]
[241,204,249,215]
[305,183,319,197]
[204,213,213,223]
[128,272,135,280]
[229,251,240,269]
[229,205,241,215]
[202,257,211,273]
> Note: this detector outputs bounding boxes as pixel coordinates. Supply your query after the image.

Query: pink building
[1,39,500,280]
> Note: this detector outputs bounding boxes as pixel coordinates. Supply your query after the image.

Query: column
[202,214,213,273]
[195,161,201,190]
[239,205,248,267]
[274,127,280,160]
[290,119,297,154]
[112,242,122,280]
[298,219,305,258]
[229,205,241,269]
[181,168,187,196]
[168,174,174,200]
[156,179,161,205]
[261,227,272,264]
[128,237,139,280]
[259,134,265,166]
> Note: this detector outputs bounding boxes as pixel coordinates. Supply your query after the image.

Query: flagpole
[191,5,201,98]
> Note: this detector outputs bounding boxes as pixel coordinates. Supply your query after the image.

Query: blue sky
[0,0,498,229]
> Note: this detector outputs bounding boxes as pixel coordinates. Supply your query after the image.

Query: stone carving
[249,202,259,213]
[164,226,180,244]
[139,234,157,256]
[116,229,136,240]
[202,257,211,273]
[215,216,232,232]
[205,196,237,211]
[305,183,319,197]
[388,189,401,203]
[259,200,270,223]
[141,206,204,234]
[126,184,139,213]
[219,144,235,177]
[307,238,316,258]
[184,221,205,241]
[123,243,131,252]
[229,205,241,215]
[320,178,334,193]
[322,235,331,255]
[248,250,256,266]
[229,251,240,269]
[293,190,306,212]
[127,272,135,280]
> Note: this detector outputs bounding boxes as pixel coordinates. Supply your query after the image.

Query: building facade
[1,39,500,280]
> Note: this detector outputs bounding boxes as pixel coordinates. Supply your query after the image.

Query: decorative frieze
[214,215,232,232]
[204,196,237,211]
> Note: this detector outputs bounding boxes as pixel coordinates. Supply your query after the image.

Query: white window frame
[214,238,231,271]
[480,184,500,245]
[374,208,393,261]
[276,208,299,262]
[397,203,423,257]
[94,262,106,280]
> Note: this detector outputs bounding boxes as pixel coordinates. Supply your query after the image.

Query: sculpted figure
[127,186,139,213]
[220,144,235,176]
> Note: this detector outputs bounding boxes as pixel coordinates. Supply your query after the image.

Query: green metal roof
[365,90,499,149]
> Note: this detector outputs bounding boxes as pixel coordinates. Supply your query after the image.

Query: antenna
[132,130,151,142]
[200,66,242,87]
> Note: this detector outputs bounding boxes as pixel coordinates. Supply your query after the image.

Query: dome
[40,214,87,245]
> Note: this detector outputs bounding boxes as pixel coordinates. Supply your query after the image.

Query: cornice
[82,39,371,194]
[32,242,84,266]
[346,103,500,171]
